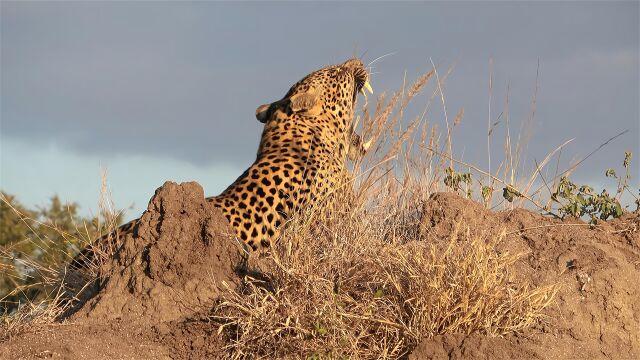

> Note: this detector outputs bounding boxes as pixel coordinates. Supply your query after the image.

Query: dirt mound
[68,181,244,324]
[412,192,640,359]
[2,191,638,359]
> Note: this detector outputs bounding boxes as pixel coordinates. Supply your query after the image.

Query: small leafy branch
[551,178,622,223]
[444,167,472,198]
[550,151,637,223]
[605,151,635,203]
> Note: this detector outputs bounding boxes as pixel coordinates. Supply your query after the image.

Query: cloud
[1,1,637,178]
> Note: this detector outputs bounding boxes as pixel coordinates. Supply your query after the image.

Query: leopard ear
[255,103,271,123]
[288,91,318,113]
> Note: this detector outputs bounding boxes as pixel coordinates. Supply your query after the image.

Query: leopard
[208,58,372,250]
[71,58,372,268]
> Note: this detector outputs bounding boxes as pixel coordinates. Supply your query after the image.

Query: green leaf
[614,203,623,217]
[503,186,522,203]
[374,288,384,298]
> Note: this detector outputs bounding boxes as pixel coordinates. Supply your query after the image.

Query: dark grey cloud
[2,2,638,182]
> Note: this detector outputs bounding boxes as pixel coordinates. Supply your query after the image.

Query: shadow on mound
[65,181,245,324]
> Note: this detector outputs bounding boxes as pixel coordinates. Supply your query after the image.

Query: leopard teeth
[364,80,373,94]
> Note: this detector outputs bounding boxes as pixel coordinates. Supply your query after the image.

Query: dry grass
[211,181,558,359]
[0,292,66,341]
[67,170,124,279]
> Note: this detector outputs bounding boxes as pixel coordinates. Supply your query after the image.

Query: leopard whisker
[367,52,396,68]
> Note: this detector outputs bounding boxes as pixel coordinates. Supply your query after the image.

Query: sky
[1,1,638,221]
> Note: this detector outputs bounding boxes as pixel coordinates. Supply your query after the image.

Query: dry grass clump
[212,185,558,359]
[0,294,66,341]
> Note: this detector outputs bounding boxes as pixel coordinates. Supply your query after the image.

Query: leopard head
[255,58,372,124]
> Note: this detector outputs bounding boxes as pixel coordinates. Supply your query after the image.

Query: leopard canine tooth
[364,80,373,94]
[363,139,373,151]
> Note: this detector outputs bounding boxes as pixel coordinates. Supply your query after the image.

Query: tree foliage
[0,192,122,314]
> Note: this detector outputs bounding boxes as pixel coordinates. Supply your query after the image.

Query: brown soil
[412,193,640,360]
[2,188,639,359]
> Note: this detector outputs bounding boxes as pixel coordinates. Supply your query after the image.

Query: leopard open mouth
[344,59,374,155]
[353,65,373,103]
[340,58,373,104]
